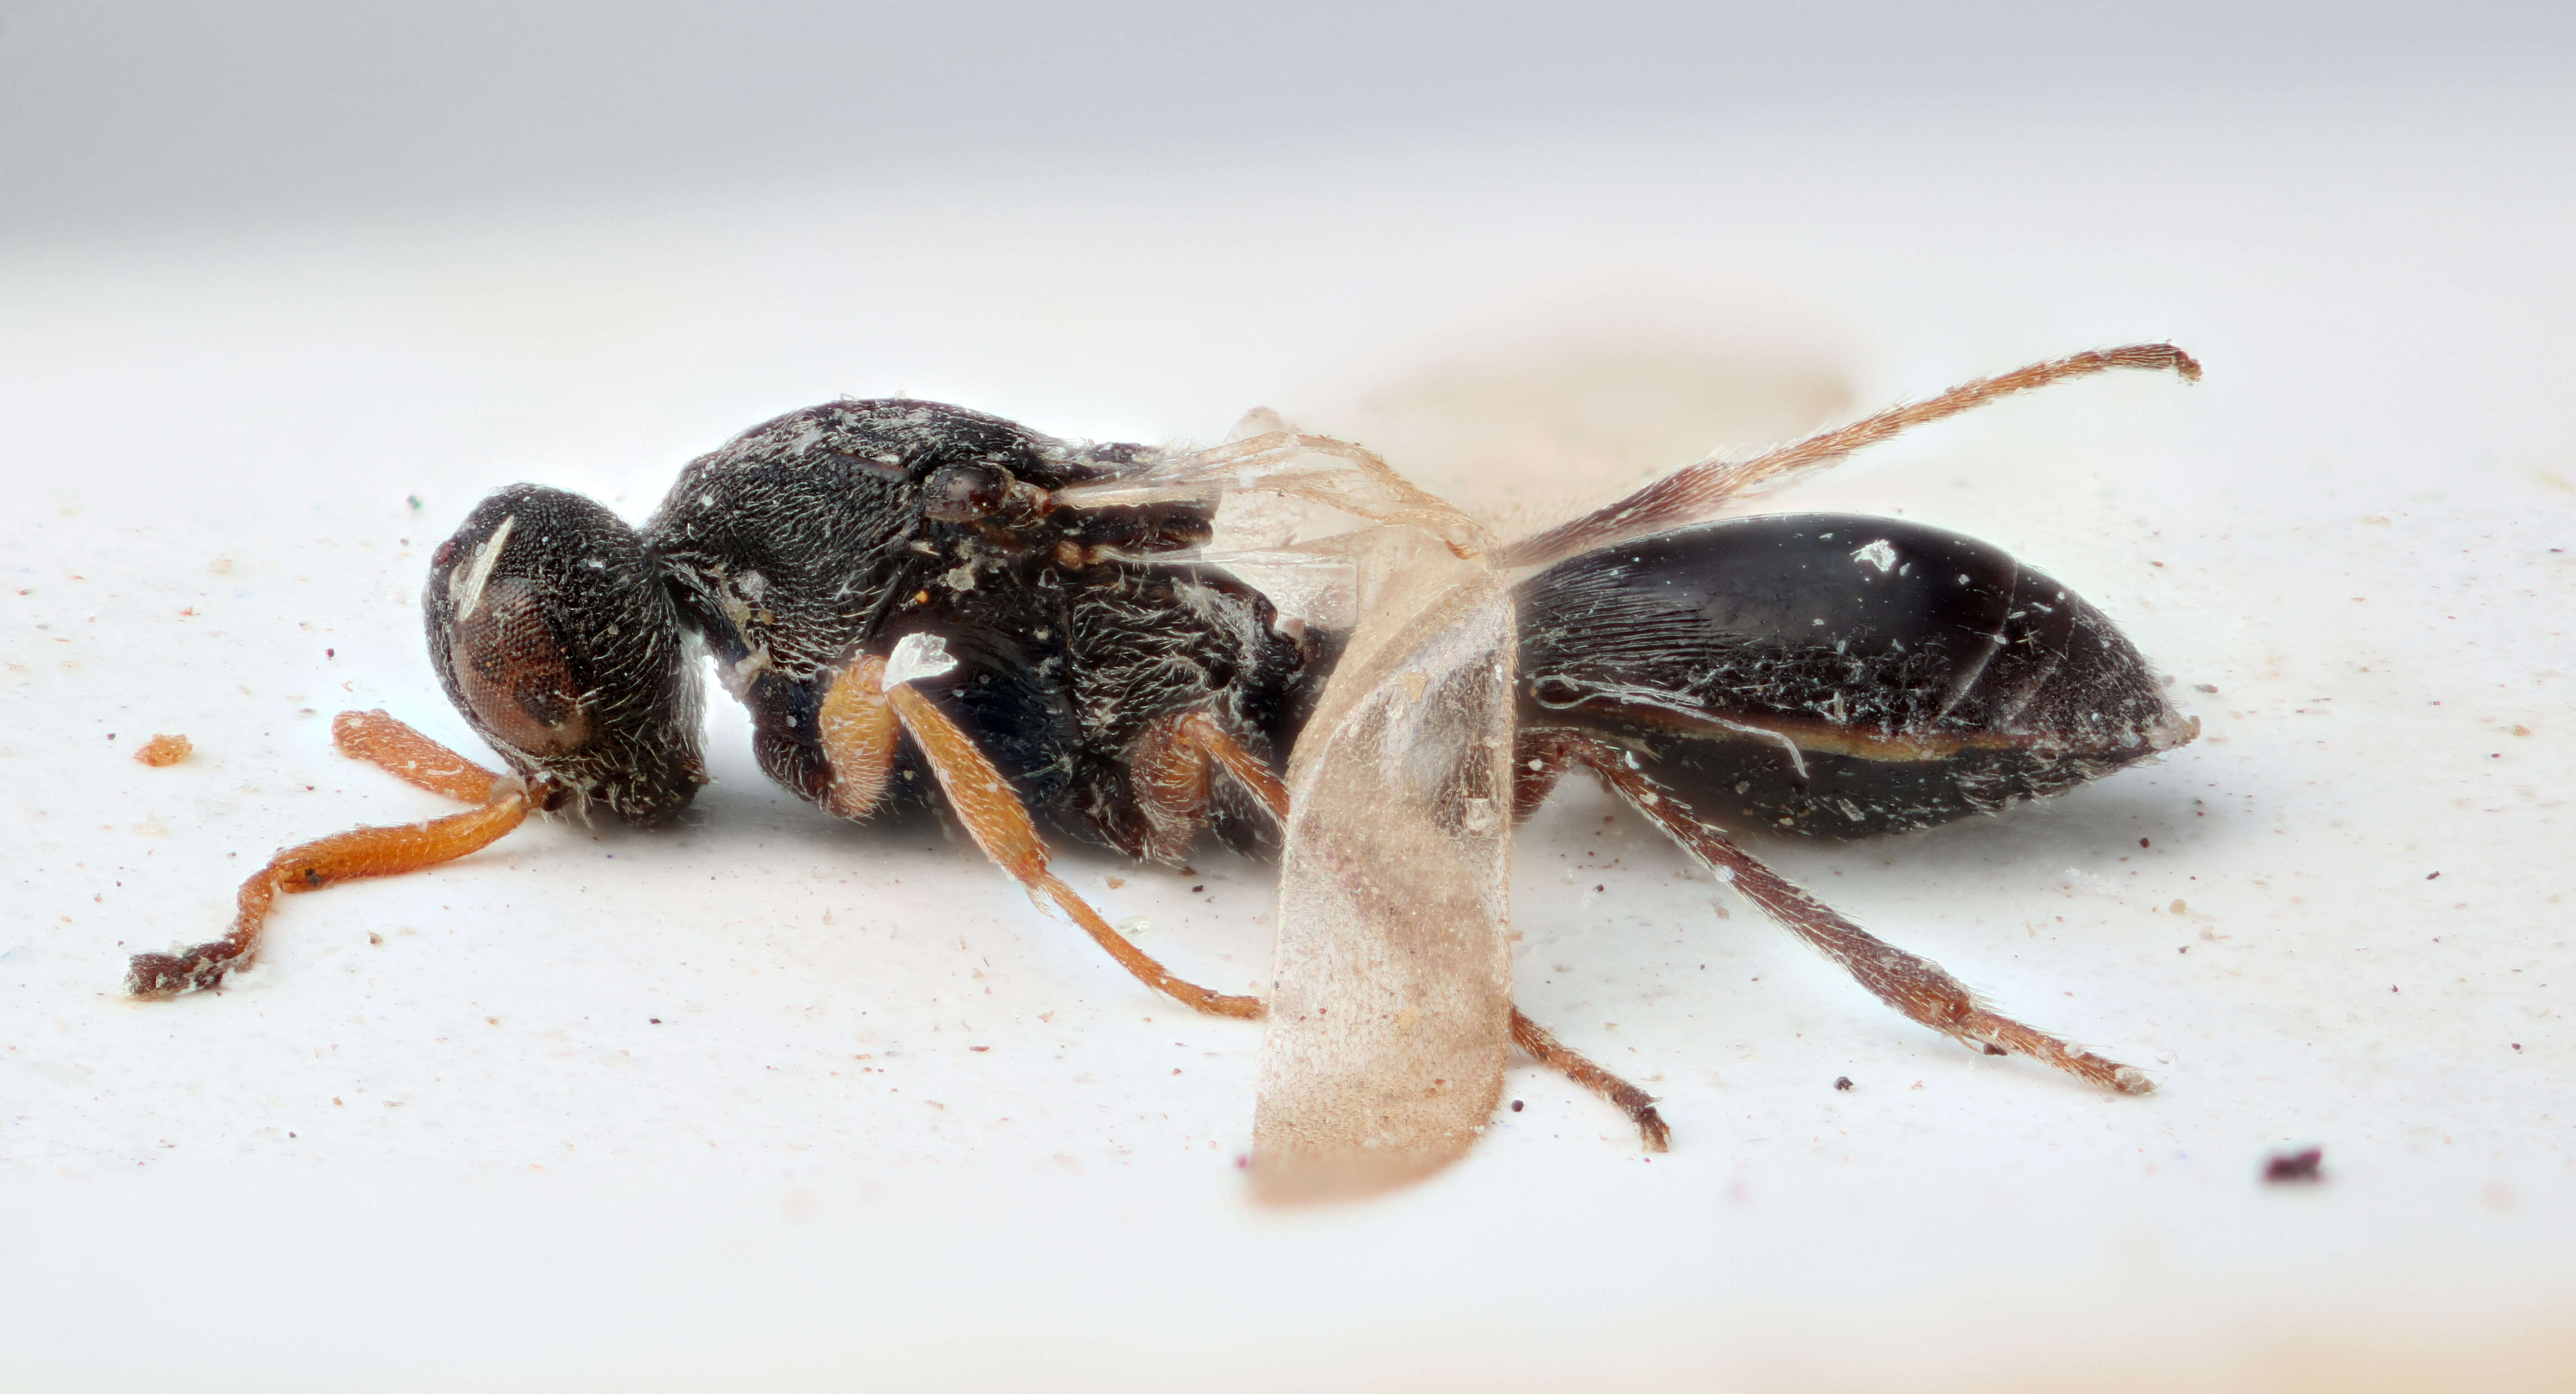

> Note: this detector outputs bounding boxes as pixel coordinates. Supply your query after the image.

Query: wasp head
[424,485,707,825]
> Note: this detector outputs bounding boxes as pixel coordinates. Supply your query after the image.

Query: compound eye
[921,460,1013,522]
[445,576,594,757]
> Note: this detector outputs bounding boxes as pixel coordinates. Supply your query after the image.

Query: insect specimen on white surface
[125,343,2201,1199]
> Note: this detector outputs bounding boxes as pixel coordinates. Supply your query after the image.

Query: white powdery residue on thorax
[882,632,959,689]
[719,642,775,700]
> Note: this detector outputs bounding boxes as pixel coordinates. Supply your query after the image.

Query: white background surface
[4,5,2573,1389]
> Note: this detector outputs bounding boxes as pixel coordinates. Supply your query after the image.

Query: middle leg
[824,654,1263,1020]
[1180,709,1670,1148]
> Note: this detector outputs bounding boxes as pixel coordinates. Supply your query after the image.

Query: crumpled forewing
[1051,430,1497,559]
[1250,539,1518,1203]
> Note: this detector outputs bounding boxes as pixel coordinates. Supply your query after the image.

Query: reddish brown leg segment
[1124,709,1299,864]
[1192,711,1671,1149]
[1510,1008,1670,1150]
[128,749,532,999]
[331,709,506,803]
[816,659,901,819]
[848,658,1262,1020]
[1178,711,1289,817]
[1127,711,1219,863]
[1540,732,2154,1095]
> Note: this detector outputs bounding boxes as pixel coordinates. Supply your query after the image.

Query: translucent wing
[1249,530,1517,1203]
[1053,428,1496,560]
[1068,417,1523,1201]
[1075,351,2201,1198]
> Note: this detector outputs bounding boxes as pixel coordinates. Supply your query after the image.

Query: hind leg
[1525,731,2154,1095]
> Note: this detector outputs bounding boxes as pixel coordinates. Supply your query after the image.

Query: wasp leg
[328,708,512,803]
[1184,711,1670,1148]
[1126,711,1219,864]
[1505,343,2202,567]
[1508,1008,1672,1151]
[816,653,903,820]
[1175,710,1289,828]
[1540,732,2154,1096]
[1124,710,1292,864]
[127,780,533,998]
[831,657,1262,1021]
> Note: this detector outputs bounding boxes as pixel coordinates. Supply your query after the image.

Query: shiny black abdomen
[1514,514,2188,838]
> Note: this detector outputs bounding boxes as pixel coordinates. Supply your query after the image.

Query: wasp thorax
[424,485,707,825]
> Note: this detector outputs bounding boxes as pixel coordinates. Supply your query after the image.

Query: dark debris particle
[2426,871,2441,880]
[1510,1099,1525,1112]
[1191,885,1205,893]
[2264,1147,2325,1184]
[1833,1076,1854,1091]
[649,1018,662,1024]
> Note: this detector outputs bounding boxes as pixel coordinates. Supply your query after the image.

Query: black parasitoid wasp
[127,343,2202,1195]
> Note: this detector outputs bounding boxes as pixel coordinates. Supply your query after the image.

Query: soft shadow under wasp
[129,344,2202,1155]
